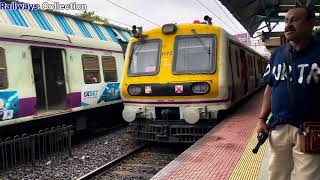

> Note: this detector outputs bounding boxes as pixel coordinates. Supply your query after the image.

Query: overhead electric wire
[195,0,238,33]
[211,0,243,33]
[104,0,160,27]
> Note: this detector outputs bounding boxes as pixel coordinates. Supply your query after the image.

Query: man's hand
[257,119,268,134]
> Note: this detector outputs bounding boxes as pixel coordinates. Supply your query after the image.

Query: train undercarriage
[131,119,215,143]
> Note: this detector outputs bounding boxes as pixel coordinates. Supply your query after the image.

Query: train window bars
[82,55,101,84]
[0,48,8,89]
[173,35,216,74]
[102,56,117,82]
[128,39,161,76]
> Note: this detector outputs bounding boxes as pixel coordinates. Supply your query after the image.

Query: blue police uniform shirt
[263,38,320,129]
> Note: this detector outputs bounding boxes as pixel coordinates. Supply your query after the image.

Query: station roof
[218,0,320,36]
[0,0,132,44]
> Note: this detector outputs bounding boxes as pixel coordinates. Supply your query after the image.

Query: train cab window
[0,48,8,89]
[82,55,101,84]
[173,35,216,74]
[102,56,117,82]
[128,40,161,76]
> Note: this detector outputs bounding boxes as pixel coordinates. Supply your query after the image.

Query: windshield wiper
[191,29,211,55]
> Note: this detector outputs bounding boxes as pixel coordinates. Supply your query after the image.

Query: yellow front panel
[121,24,222,101]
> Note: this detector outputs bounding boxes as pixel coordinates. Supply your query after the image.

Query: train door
[239,49,248,95]
[253,56,258,88]
[31,47,66,114]
[229,43,241,102]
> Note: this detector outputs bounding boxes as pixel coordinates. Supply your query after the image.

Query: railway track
[78,143,188,180]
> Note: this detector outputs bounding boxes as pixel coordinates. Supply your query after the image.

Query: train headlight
[162,24,177,34]
[122,106,138,122]
[183,108,200,124]
[128,85,142,96]
[192,82,210,94]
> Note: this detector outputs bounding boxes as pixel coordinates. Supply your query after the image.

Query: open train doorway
[31,47,67,114]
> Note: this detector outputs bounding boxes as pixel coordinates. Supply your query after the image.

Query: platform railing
[0,125,72,170]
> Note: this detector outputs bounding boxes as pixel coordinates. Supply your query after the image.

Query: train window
[235,50,240,77]
[82,55,101,84]
[0,48,8,89]
[128,39,161,76]
[173,35,216,74]
[102,56,117,82]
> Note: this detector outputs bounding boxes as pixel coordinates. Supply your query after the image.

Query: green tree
[77,11,109,24]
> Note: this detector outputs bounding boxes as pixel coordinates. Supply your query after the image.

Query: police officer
[257,7,320,180]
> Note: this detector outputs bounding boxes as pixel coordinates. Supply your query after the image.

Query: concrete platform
[152,90,271,180]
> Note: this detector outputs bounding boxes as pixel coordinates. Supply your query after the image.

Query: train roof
[0,0,132,44]
[135,23,267,60]
[141,23,222,35]
[223,29,267,59]
[0,24,122,52]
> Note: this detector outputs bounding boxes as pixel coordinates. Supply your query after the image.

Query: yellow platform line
[229,126,267,180]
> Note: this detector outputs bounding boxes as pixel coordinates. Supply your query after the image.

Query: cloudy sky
[21,0,250,34]
[21,0,284,54]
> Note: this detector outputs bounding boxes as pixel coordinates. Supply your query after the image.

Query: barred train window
[82,55,101,84]
[102,56,117,82]
[129,40,161,76]
[0,48,8,89]
[173,35,216,74]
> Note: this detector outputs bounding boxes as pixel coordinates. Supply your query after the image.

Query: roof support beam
[295,0,303,6]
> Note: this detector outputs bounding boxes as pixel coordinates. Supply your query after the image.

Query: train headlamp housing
[162,24,177,34]
[192,82,210,94]
[128,85,142,96]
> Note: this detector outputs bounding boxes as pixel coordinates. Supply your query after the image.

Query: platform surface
[152,90,272,180]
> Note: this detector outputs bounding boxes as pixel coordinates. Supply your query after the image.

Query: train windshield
[128,40,161,76]
[173,35,216,74]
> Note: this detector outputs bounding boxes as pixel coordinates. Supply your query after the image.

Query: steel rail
[77,143,148,180]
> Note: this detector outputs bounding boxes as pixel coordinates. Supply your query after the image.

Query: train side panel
[0,25,124,128]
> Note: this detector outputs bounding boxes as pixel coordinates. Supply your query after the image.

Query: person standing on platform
[257,6,320,180]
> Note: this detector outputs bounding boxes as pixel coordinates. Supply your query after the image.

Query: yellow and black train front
[121,23,227,143]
